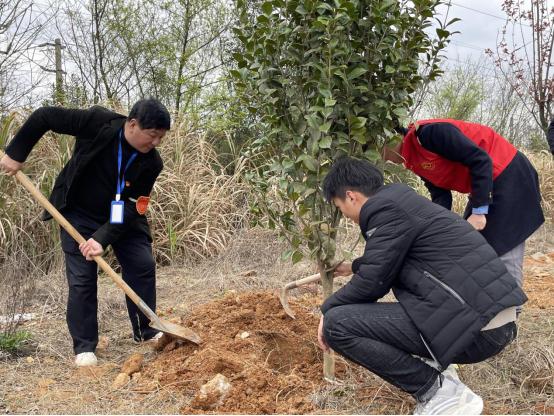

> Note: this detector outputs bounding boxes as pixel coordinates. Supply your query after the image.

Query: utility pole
[39,38,66,105]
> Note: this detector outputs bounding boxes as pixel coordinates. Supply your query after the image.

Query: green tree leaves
[232,0,450,266]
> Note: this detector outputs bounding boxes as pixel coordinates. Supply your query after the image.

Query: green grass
[0,330,32,354]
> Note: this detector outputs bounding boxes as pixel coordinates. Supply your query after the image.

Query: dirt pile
[136,254,554,414]
[139,290,343,414]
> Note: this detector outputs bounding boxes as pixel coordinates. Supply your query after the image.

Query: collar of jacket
[358,185,385,239]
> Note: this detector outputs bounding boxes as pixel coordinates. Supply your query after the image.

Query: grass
[0,227,551,414]
[0,331,32,354]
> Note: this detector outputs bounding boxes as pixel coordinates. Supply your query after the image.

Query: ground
[0,228,553,414]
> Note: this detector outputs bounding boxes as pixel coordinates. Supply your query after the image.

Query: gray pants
[499,242,525,312]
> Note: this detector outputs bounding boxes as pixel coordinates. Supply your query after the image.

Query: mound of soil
[137,254,554,414]
[139,291,344,414]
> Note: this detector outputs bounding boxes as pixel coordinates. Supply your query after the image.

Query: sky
[434,0,532,65]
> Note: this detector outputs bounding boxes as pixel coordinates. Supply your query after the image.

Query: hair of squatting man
[323,157,384,202]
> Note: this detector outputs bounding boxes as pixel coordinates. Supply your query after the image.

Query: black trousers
[60,210,158,354]
[323,302,517,401]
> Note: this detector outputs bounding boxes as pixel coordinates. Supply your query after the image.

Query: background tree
[0,0,50,113]
[232,0,454,379]
[486,0,554,141]
[54,0,233,113]
[416,56,545,149]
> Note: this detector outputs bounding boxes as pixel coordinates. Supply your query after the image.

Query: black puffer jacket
[322,184,527,368]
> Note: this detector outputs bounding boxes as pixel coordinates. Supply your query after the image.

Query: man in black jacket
[0,99,170,367]
[318,157,526,415]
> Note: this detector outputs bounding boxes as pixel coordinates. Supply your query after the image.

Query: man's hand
[79,238,103,261]
[0,154,22,176]
[467,214,487,231]
[334,262,353,277]
[317,315,330,353]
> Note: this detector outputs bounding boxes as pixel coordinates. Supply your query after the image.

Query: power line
[450,40,487,52]
[448,1,532,28]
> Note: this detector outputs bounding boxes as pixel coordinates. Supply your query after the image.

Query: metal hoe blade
[278,287,296,319]
[150,318,202,344]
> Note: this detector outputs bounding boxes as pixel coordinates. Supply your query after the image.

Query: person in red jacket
[383,119,544,308]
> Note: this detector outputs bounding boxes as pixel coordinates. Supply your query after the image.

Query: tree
[232,0,453,379]
[421,60,485,120]
[486,0,554,139]
[414,56,543,149]
[0,0,49,112]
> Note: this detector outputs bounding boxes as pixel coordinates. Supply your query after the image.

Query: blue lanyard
[116,129,138,201]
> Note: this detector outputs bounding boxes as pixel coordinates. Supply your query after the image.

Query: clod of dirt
[112,372,130,390]
[235,331,250,340]
[191,373,232,410]
[36,378,56,396]
[121,353,143,376]
[154,334,173,351]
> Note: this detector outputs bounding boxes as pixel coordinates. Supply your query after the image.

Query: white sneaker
[150,332,163,342]
[420,357,460,380]
[443,364,460,381]
[74,352,98,367]
[414,375,483,415]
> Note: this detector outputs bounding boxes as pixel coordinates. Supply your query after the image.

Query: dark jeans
[323,302,517,401]
[60,210,158,354]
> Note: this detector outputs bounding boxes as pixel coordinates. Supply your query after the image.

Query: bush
[0,331,32,355]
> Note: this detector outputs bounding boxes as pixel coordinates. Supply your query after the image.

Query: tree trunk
[319,261,335,381]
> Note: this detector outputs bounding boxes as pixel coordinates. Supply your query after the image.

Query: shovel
[3,157,201,344]
[278,260,344,319]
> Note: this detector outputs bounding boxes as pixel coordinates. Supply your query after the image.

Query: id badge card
[110,200,124,224]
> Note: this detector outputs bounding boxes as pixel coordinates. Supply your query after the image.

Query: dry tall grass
[149,121,250,264]
[527,150,554,223]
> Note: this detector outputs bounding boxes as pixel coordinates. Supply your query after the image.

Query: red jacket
[401,119,517,193]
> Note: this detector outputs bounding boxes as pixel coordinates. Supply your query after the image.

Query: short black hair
[322,157,384,201]
[128,98,171,130]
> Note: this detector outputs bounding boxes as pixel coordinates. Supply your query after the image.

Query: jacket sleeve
[548,118,554,155]
[321,200,418,314]
[417,123,493,208]
[423,178,452,210]
[91,157,163,248]
[5,107,94,162]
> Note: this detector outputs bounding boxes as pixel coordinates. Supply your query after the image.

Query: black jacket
[321,184,527,368]
[546,118,554,155]
[417,123,544,256]
[4,106,163,248]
